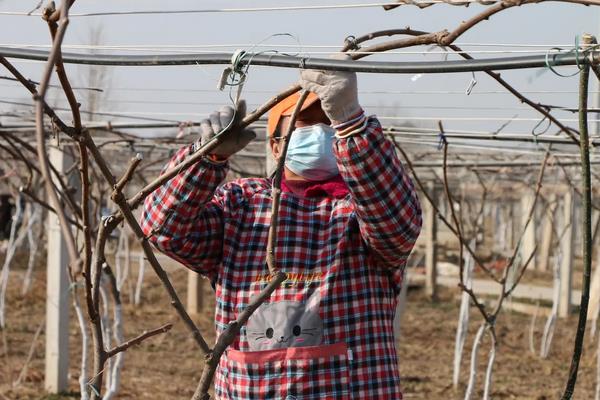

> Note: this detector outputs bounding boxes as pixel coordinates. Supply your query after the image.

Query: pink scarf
[281,175,349,199]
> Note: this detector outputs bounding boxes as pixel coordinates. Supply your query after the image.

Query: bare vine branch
[34,0,81,278]
[106,323,173,358]
[561,33,595,400]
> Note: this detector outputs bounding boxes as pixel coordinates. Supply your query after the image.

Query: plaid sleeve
[140,144,228,279]
[333,116,422,267]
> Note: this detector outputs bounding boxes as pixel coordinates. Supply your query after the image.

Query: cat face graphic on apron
[220,288,352,399]
[245,290,323,351]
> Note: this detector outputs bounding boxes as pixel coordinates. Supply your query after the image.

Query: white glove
[299,54,361,125]
[200,100,255,158]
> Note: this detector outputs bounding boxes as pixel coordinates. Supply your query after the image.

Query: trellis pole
[187,271,204,315]
[134,252,145,305]
[506,202,515,250]
[424,183,438,300]
[559,189,575,318]
[45,145,71,392]
[520,193,537,270]
[266,139,276,176]
[453,239,476,387]
[586,211,600,327]
[589,248,600,336]
[538,196,557,272]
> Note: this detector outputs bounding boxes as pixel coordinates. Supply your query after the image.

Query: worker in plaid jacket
[141,63,422,399]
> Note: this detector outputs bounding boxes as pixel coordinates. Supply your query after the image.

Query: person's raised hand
[200,100,256,158]
[299,54,361,125]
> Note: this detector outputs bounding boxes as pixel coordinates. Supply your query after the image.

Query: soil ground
[0,250,597,400]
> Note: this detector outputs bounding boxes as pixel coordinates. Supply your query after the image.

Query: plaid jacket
[141,117,422,399]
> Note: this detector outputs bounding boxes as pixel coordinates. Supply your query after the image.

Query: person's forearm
[334,116,422,266]
[140,144,228,272]
[142,144,228,228]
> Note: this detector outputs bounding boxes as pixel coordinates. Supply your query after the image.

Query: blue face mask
[285,123,339,181]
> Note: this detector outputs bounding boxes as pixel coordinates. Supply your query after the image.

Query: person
[141,64,422,399]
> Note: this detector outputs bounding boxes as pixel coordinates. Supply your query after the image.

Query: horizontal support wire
[386,131,600,145]
[389,137,580,155]
[0,1,507,17]
[410,160,600,167]
[1,94,592,113]
[0,44,576,56]
[0,47,591,73]
[3,80,598,95]
[0,107,594,124]
[3,121,599,150]
[379,116,597,122]
[0,42,579,49]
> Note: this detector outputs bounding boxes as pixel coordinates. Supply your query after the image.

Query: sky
[1,0,599,150]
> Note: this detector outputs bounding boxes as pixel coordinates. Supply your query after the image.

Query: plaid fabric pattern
[218,344,352,399]
[141,116,422,399]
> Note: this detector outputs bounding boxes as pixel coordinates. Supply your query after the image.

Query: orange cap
[266,91,320,137]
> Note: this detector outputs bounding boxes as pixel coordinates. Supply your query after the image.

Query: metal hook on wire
[465,71,477,95]
[531,113,552,137]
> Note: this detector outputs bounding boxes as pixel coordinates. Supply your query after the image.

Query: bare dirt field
[0,250,597,399]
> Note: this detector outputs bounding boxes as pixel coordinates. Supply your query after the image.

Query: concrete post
[520,193,537,269]
[588,249,600,321]
[506,202,515,250]
[573,196,582,253]
[265,138,275,177]
[586,211,600,321]
[187,270,204,314]
[559,190,575,318]
[45,146,71,393]
[424,185,438,300]
[494,203,506,253]
[538,196,557,272]
[393,269,409,342]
